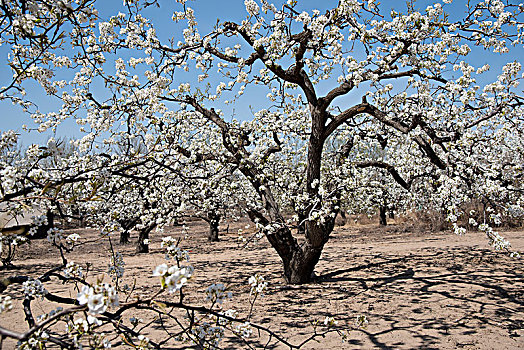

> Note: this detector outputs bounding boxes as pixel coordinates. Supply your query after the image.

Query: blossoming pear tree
[2,0,524,286]
[0,0,523,347]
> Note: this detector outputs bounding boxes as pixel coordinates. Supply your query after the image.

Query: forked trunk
[265,223,331,284]
[282,246,323,284]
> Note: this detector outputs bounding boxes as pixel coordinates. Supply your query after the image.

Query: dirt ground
[1,220,523,349]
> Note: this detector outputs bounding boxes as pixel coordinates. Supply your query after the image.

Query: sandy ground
[1,220,523,349]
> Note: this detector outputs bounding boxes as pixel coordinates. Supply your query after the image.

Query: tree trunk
[336,210,347,226]
[136,224,156,253]
[120,230,130,244]
[282,246,323,284]
[379,206,387,226]
[119,218,138,244]
[240,108,333,284]
[33,210,54,239]
[207,211,220,242]
[261,220,332,284]
[271,108,331,284]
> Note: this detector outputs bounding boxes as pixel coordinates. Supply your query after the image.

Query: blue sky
[0,0,520,146]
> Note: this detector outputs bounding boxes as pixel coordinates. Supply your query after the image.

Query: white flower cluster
[234,321,253,338]
[478,224,512,252]
[17,329,49,350]
[0,130,18,151]
[66,233,81,245]
[205,283,232,304]
[77,283,119,324]
[217,309,238,326]
[308,204,337,225]
[323,316,338,327]
[248,274,267,296]
[447,212,466,235]
[32,214,48,226]
[66,316,112,349]
[161,236,190,262]
[507,205,524,218]
[46,228,64,244]
[23,279,47,299]
[12,13,37,36]
[452,223,466,236]
[153,263,193,293]
[489,213,502,225]
[0,166,22,192]
[27,214,48,236]
[0,295,13,313]
[135,334,150,350]
[0,233,28,254]
[67,317,90,334]
[63,261,84,279]
[237,228,247,243]
[188,322,225,349]
[244,0,260,17]
[489,232,511,251]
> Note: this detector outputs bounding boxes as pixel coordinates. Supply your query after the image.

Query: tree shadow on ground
[179,230,524,349]
[307,245,524,349]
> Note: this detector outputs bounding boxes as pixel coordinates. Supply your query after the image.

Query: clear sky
[0,0,520,146]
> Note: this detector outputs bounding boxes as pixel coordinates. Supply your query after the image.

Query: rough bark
[270,107,335,284]
[264,225,325,284]
[283,246,323,284]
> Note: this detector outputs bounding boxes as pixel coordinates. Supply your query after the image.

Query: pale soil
[1,220,523,349]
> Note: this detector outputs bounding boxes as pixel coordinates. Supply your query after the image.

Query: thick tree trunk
[207,211,220,242]
[240,107,333,284]
[136,224,156,253]
[275,108,332,284]
[379,206,387,226]
[282,246,323,284]
[262,221,332,284]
